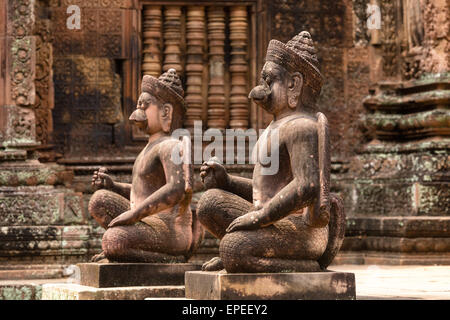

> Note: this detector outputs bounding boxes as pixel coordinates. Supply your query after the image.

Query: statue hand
[92,167,114,190]
[226,210,264,233]
[200,157,229,190]
[108,210,139,228]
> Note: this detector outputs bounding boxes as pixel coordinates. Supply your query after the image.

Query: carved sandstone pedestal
[185,271,356,300]
[78,263,201,287]
[42,263,201,300]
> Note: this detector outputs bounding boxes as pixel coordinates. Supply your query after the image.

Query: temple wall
[0,0,448,274]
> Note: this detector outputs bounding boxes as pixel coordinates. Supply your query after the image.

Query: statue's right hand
[200,157,229,190]
[92,167,114,190]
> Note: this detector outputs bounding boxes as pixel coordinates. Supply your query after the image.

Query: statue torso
[130,137,169,209]
[252,113,319,211]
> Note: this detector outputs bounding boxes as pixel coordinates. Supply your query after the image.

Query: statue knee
[88,189,110,217]
[88,189,114,228]
[102,226,129,260]
[196,188,222,225]
[220,232,253,272]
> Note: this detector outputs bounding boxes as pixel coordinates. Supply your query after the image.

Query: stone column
[206,6,226,129]
[184,6,205,129]
[1,0,38,157]
[163,6,183,74]
[0,0,85,271]
[229,6,249,129]
[141,6,162,78]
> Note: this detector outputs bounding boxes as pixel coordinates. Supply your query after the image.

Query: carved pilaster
[1,0,39,150]
[142,6,162,78]
[9,0,36,108]
[380,0,400,78]
[207,6,226,129]
[229,6,249,129]
[34,9,54,149]
[421,0,449,74]
[163,6,182,74]
[184,6,205,128]
[353,0,370,45]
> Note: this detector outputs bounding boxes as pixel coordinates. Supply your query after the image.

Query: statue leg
[196,188,253,270]
[220,215,328,273]
[88,189,130,229]
[88,189,130,262]
[101,222,186,263]
[196,188,252,239]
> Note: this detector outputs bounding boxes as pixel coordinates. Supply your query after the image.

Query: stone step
[0,278,65,300]
[42,283,185,300]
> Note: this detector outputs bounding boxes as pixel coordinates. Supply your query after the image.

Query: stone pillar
[206,6,226,129]
[163,6,182,74]
[0,0,86,272]
[335,0,450,265]
[229,6,249,129]
[184,6,205,129]
[141,6,162,78]
[1,0,38,155]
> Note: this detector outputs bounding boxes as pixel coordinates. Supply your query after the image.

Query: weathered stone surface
[79,263,202,288]
[333,251,450,265]
[0,264,66,280]
[345,217,450,237]
[0,225,96,264]
[42,283,184,300]
[342,236,450,252]
[185,271,356,300]
[0,282,42,300]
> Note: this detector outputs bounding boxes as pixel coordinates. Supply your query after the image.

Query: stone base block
[78,263,202,288]
[185,271,356,300]
[41,283,184,300]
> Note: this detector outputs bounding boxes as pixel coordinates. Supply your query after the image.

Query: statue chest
[131,147,165,189]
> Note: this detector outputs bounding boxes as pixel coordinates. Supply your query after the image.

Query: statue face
[249,61,290,115]
[130,92,163,135]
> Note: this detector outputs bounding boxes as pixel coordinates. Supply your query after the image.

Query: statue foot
[202,257,224,271]
[91,251,109,263]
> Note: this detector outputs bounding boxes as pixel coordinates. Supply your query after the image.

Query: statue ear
[288,72,303,109]
[160,103,173,133]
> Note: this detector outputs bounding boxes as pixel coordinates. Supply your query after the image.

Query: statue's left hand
[226,210,264,233]
[108,210,139,228]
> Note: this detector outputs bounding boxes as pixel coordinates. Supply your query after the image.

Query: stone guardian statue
[88,69,204,263]
[197,31,345,273]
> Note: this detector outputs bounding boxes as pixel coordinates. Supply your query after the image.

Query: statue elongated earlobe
[160,103,173,133]
[288,72,303,109]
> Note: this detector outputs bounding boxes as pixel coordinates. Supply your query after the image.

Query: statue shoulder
[279,116,318,142]
[158,136,183,150]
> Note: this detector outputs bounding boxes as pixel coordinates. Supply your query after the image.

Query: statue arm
[111,182,131,200]
[226,175,253,202]
[257,125,321,227]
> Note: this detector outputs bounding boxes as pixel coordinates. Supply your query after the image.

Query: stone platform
[42,283,184,300]
[41,263,201,300]
[185,270,356,300]
[78,263,201,287]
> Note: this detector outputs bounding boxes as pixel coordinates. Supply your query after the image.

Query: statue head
[249,31,323,116]
[130,68,185,134]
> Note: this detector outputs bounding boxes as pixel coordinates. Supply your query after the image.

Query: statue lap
[197,189,342,272]
[89,189,188,262]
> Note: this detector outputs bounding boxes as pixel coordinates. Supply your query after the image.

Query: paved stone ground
[1,265,449,300]
[329,265,450,300]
